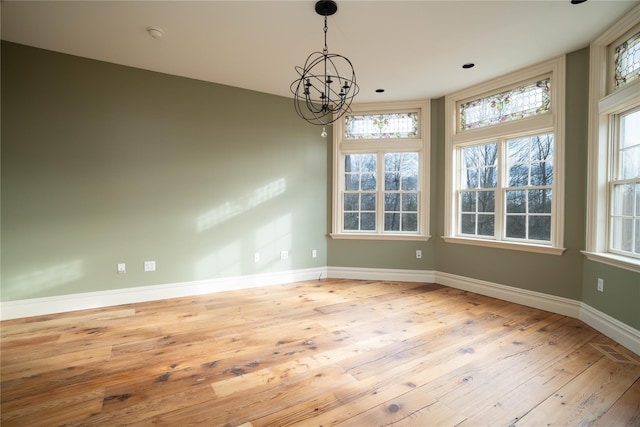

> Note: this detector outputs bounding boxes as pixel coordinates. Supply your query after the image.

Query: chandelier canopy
[291,0,359,128]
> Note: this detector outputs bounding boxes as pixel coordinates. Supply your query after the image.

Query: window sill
[441,236,566,255]
[330,233,432,242]
[581,251,640,274]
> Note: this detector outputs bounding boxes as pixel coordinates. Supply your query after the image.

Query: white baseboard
[435,271,582,317]
[2,266,637,355]
[0,267,326,321]
[327,266,435,283]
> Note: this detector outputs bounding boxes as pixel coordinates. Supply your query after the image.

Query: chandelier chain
[323,16,328,55]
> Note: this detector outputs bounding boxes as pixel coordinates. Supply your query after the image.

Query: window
[332,102,430,240]
[610,108,640,258]
[585,7,640,273]
[444,57,565,254]
[459,78,551,130]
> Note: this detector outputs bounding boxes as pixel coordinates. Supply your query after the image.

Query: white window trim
[444,56,566,254]
[331,101,431,241]
[584,4,640,273]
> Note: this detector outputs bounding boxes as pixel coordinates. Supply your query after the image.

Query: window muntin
[345,112,419,140]
[610,108,640,258]
[459,78,550,131]
[614,31,640,90]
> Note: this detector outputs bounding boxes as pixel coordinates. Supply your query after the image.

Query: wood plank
[591,377,640,427]
[335,389,465,427]
[515,355,640,426]
[0,388,105,426]
[458,340,607,426]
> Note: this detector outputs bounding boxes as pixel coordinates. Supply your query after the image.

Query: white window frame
[584,4,640,273]
[331,101,431,241]
[443,57,566,255]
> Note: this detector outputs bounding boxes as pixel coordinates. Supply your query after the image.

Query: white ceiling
[1,1,637,103]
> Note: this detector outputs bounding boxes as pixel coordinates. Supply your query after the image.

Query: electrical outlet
[254,253,260,263]
[597,278,604,292]
[312,249,317,258]
[416,250,422,259]
[280,250,289,260]
[144,261,156,272]
[117,263,126,274]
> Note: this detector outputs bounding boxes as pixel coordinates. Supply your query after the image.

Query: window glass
[345,112,419,140]
[505,134,554,242]
[459,143,497,237]
[384,152,419,232]
[459,78,550,131]
[610,108,640,257]
[344,154,377,231]
[614,31,640,90]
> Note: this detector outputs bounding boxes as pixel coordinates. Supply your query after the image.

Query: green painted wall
[2,42,637,333]
[582,260,640,329]
[1,41,328,301]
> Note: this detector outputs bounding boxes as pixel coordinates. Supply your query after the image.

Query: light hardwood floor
[1,279,639,426]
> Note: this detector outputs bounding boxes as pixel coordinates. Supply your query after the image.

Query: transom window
[332,102,430,240]
[345,112,419,140]
[445,57,565,254]
[459,78,550,131]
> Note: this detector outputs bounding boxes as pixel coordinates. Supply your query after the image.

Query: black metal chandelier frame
[291,0,359,127]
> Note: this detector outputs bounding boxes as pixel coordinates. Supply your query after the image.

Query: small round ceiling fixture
[147,26,164,40]
[462,63,475,69]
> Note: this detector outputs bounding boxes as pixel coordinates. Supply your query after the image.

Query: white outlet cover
[117,263,126,273]
[144,261,156,272]
[280,250,289,260]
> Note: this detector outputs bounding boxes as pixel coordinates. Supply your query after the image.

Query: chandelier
[291,0,359,135]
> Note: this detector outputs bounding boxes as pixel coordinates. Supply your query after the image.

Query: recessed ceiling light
[146,26,164,40]
[462,63,475,69]
[375,89,385,93]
